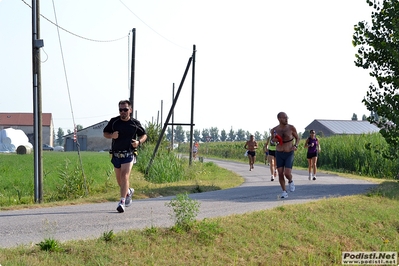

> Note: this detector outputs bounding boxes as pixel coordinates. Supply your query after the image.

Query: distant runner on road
[244,135,258,171]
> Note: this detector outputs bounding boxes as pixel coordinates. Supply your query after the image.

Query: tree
[194,129,201,142]
[353,0,399,150]
[185,131,190,143]
[56,127,64,146]
[201,128,210,142]
[236,129,246,141]
[209,127,219,142]
[254,131,262,141]
[352,113,358,121]
[174,125,185,143]
[228,128,235,142]
[220,129,227,141]
[263,130,270,140]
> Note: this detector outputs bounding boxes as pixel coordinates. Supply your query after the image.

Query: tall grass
[0,146,243,208]
[295,133,398,178]
[178,133,399,179]
[134,143,186,183]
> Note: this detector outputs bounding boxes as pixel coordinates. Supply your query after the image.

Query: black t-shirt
[103,116,146,152]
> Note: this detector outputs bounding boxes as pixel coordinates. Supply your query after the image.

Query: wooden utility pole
[189,45,196,165]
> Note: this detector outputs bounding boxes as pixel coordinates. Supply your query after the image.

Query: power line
[21,0,128,42]
[118,0,189,50]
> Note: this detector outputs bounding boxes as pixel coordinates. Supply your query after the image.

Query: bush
[166,193,200,231]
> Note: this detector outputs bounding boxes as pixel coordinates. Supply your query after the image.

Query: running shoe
[313,176,317,181]
[125,188,134,207]
[271,176,274,181]
[116,201,125,213]
[289,180,295,192]
[281,191,288,198]
[308,174,311,180]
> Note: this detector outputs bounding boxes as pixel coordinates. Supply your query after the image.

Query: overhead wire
[21,0,129,42]
[21,0,190,127]
[51,0,88,195]
[118,0,190,50]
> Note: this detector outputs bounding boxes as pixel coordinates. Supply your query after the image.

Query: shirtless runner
[270,112,300,199]
[244,135,258,171]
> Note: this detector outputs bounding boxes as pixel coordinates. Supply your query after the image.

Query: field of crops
[178,133,399,179]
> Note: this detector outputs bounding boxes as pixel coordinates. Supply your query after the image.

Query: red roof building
[0,113,54,146]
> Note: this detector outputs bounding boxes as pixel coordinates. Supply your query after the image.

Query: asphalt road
[0,158,377,248]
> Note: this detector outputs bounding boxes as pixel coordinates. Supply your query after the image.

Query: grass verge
[0,182,398,265]
[0,167,398,265]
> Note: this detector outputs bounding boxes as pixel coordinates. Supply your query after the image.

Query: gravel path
[0,158,377,248]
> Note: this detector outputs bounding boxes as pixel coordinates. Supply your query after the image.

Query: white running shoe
[289,181,295,192]
[125,188,134,207]
[313,176,317,181]
[281,191,288,198]
[271,176,274,181]
[308,174,311,180]
[116,201,125,213]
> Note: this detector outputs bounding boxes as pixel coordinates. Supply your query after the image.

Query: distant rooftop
[0,113,52,127]
[305,120,380,136]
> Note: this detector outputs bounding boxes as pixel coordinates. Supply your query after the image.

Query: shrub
[165,193,200,231]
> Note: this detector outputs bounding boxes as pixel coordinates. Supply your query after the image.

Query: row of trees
[53,110,371,147]
[165,110,372,143]
[166,126,270,143]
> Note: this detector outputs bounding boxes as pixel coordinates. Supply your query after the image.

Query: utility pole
[32,0,44,203]
[171,83,175,149]
[189,45,196,165]
[129,28,136,115]
[161,100,163,127]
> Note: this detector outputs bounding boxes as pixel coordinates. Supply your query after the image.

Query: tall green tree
[353,0,399,151]
[254,131,262,141]
[174,125,185,143]
[236,129,246,141]
[56,127,64,146]
[185,131,190,143]
[228,128,235,141]
[193,129,201,141]
[209,127,219,142]
[201,128,210,142]
[220,129,227,141]
[263,130,270,140]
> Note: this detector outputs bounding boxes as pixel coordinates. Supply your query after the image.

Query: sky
[0,0,376,137]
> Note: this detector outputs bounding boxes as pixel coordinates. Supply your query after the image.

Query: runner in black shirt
[103,100,147,213]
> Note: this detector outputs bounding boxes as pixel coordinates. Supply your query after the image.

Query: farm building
[63,120,110,152]
[0,112,54,146]
[304,120,380,137]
